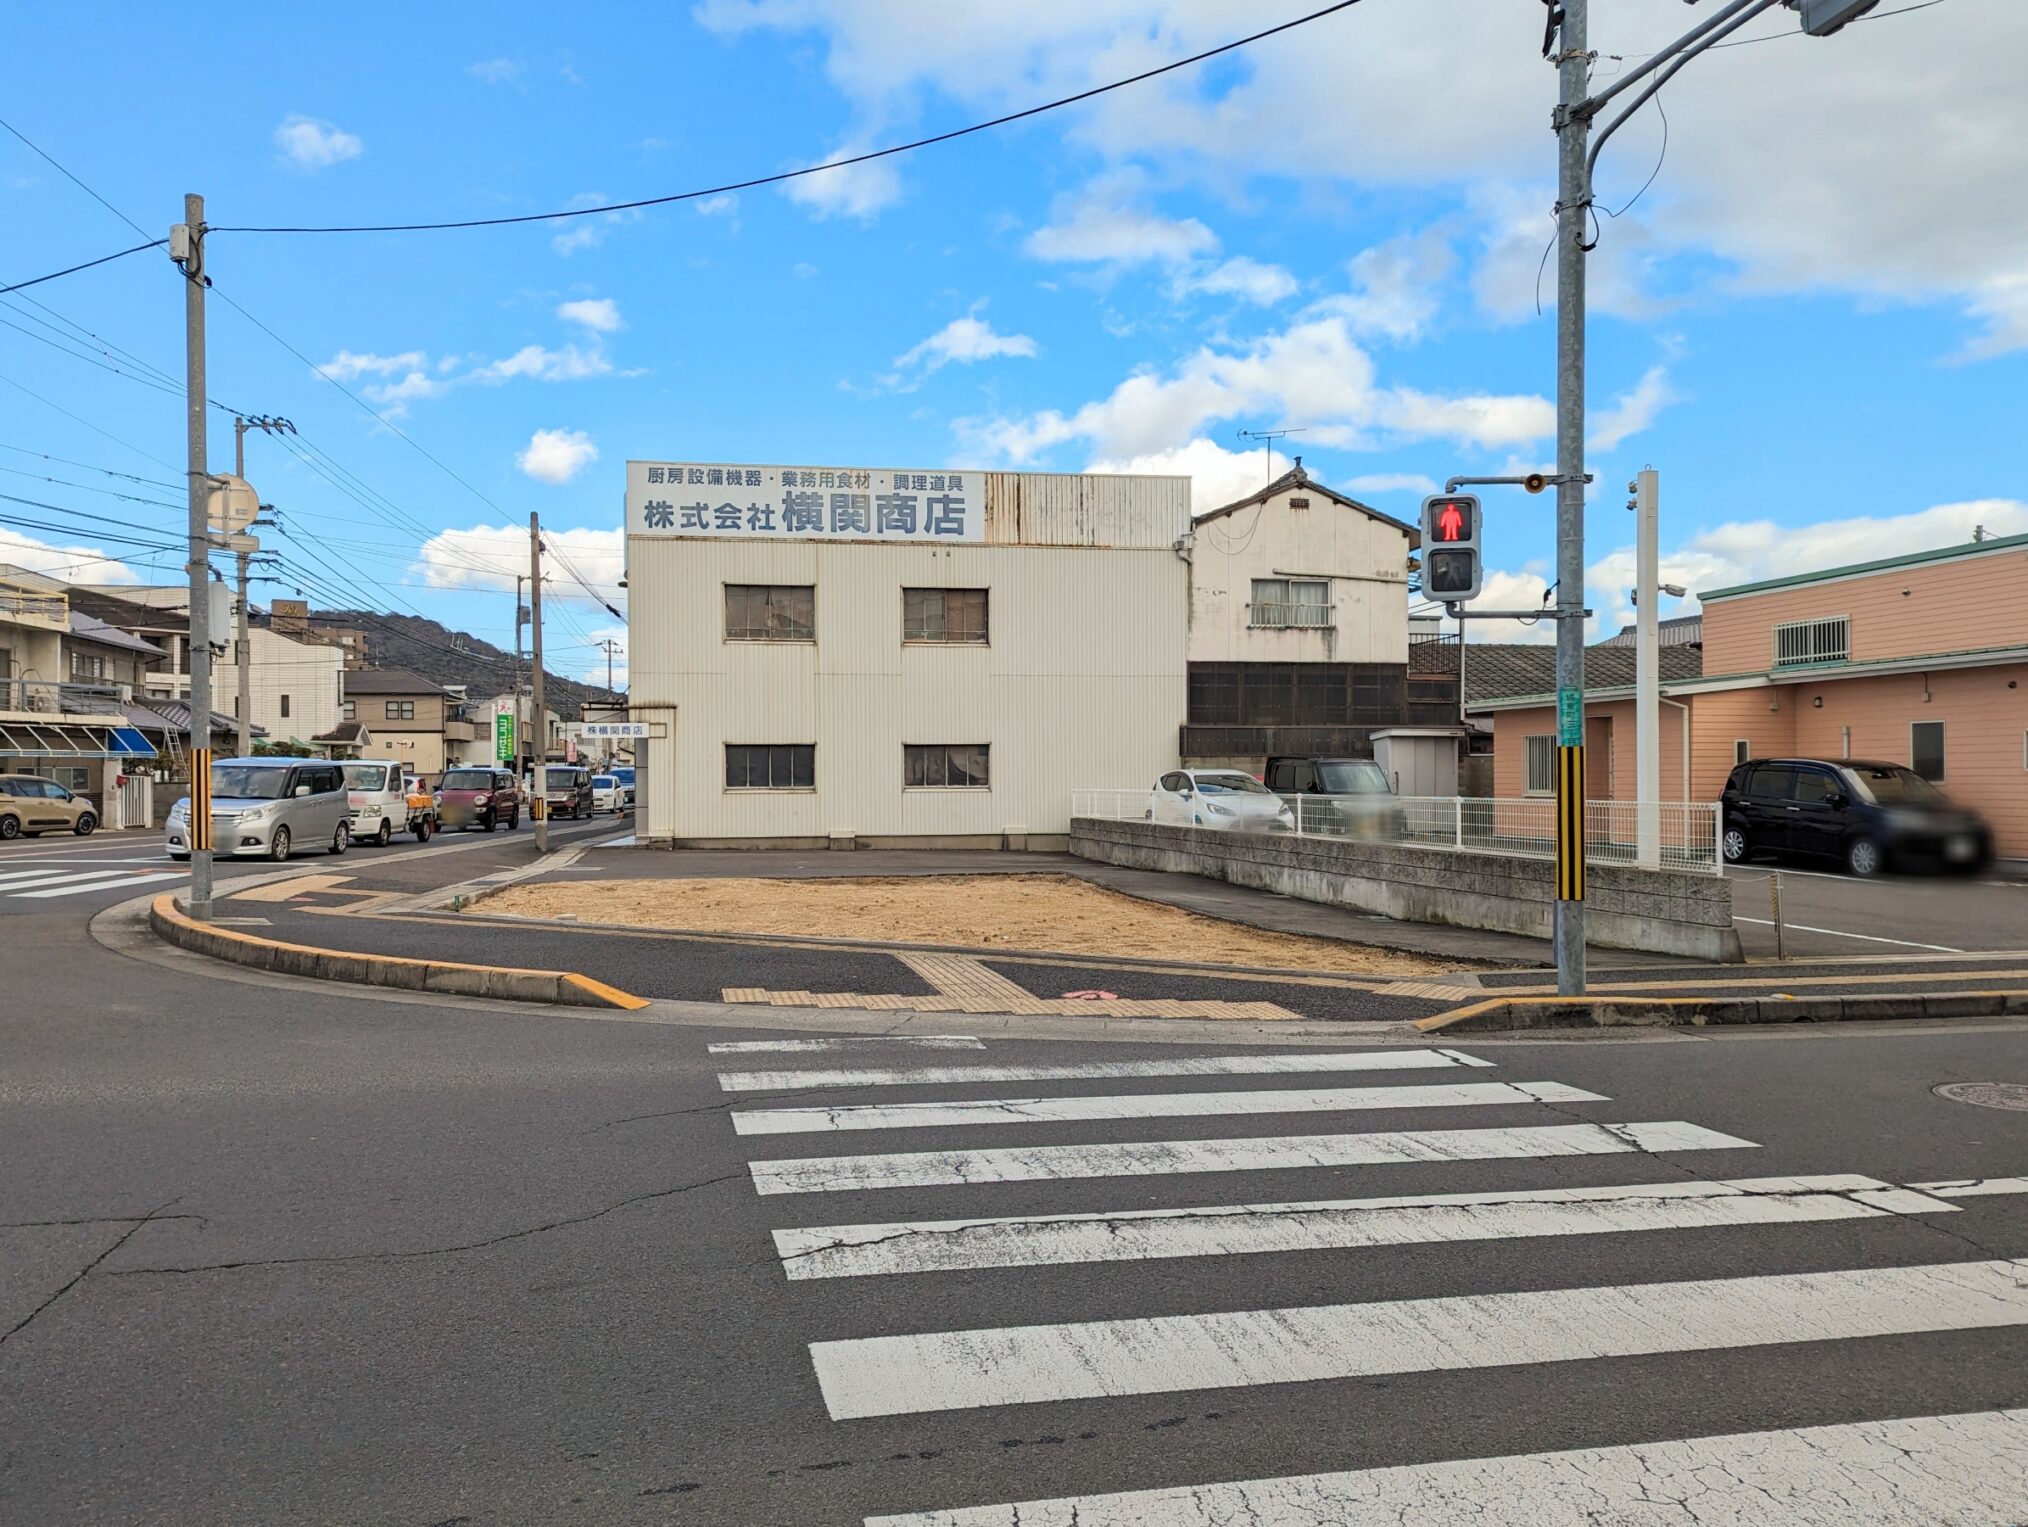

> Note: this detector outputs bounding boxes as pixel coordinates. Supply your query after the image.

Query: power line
[0,239,165,297]
[0,308,185,397]
[0,369,180,469]
[0,443,181,491]
[0,115,153,239]
[209,1,1370,237]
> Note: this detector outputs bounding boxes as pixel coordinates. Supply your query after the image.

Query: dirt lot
[480,874,1454,975]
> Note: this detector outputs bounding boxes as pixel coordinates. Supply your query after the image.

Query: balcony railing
[1249,601,1332,629]
[0,584,68,629]
[0,678,128,716]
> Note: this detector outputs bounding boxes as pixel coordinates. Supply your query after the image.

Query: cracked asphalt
[3,875,2027,1522]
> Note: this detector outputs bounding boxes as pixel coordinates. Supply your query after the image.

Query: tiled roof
[1464,642,1705,705]
[69,611,167,657]
[339,668,444,695]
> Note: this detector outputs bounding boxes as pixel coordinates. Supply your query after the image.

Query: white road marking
[863,1407,2028,1526]
[1733,916,1964,953]
[12,870,188,899]
[731,1080,1605,1137]
[718,1048,1494,1093]
[1914,1177,2028,1198]
[707,1036,987,1054]
[747,1120,1752,1195]
[812,1257,2028,1419]
[774,1174,1951,1280]
[0,867,172,896]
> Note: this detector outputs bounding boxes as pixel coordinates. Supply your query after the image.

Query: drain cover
[1933,1082,2028,1112]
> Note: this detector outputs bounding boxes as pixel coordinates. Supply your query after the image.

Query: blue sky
[3,0,2023,680]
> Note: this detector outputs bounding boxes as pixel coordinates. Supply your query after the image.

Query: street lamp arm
[1580,0,1771,119]
[1587,0,1785,180]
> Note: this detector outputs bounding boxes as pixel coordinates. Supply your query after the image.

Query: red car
[435,766,522,832]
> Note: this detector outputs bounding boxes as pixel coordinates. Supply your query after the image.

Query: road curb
[148,893,650,1011]
[1417,989,2028,1033]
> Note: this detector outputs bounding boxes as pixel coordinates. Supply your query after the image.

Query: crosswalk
[0,860,187,900]
[716,1033,2028,1522]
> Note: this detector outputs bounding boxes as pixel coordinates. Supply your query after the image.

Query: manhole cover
[1933,1082,2028,1112]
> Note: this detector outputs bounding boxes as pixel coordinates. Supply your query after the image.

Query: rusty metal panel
[984,473,1190,548]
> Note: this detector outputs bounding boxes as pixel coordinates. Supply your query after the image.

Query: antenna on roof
[1237,427,1308,486]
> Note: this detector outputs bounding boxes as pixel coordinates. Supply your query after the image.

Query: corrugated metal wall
[982,473,1190,548]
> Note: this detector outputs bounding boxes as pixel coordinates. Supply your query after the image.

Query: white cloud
[1311,229,1457,342]
[1173,256,1298,306]
[696,193,739,217]
[0,530,141,583]
[1026,187,1216,267]
[557,297,624,333]
[1464,565,1558,643]
[577,623,628,689]
[549,193,642,255]
[893,313,1038,375]
[469,58,521,84]
[1587,365,1678,454]
[516,428,600,485]
[1088,437,1273,517]
[792,261,819,279]
[1345,473,1441,497]
[274,114,362,170]
[472,343,612,384]
[784,144,902,220]
[320,349,428,382]
[415,524,624,606]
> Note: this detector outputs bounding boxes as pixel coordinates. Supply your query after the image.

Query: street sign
[1419,493,1482,602]
[494,712,515,761]
[205,473,260,535]
[1557,686,1584,745]
[573,721,649,739]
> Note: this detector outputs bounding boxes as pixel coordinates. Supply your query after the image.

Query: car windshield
[210,764,291,799]
[1845,764,1944,805]
[342,764,389,790]
[593,776,616,787]
[1318,761,1391,794]
[1194,773,1271,795]
[440,769,493,790]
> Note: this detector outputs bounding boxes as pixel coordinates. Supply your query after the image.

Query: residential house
[338,669,479,778]
[1469,533,2028,862]
[1182,462,1460,767]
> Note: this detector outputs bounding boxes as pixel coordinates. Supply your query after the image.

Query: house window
[1772,615,1849,668]
[725,743,814,789]
[1250,577,1330,628]
[902,587,988,643]
[70,651,104,681]
[279,694,291,719]
[905,744,989,788]
[340,701,356,722]
[1524,734,1556,794]
[385,700,415,721]
[1734,738,1751,765]
[1911,720,1945,782]
[725,584,815,642]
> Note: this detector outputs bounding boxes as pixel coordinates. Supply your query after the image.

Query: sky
[3,0,2024,682]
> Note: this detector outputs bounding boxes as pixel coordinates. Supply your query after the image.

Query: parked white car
[1148,769,1294,831]
[591,774,627,813]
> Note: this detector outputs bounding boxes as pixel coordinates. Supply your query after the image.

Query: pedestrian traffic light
[1420,493,1482,602]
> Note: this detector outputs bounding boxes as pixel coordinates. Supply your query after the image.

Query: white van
[341,758,409,846]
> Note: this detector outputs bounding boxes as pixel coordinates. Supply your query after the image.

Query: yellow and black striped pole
[1554,743,1585,903]
[189,747,212,853]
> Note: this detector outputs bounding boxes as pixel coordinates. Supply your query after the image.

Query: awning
[0,721,127,759]
[109,726,159,758]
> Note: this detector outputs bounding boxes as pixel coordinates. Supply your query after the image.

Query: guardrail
[1070,789,1722,876]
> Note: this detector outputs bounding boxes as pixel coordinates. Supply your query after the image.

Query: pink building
[1471,533,2028,863]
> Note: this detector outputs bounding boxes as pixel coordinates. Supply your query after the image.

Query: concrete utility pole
[595,636,620,694]
[1633,468,1660,870]
[173,193,214,919]
[529,514,547,853]
[232,416,293,756]
[513,573,528,774]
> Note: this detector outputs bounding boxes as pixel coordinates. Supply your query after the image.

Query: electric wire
[0,239,165,297]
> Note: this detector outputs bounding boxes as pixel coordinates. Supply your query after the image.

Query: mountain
[304,610,621,716]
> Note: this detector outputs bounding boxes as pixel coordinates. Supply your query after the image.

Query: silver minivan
[167,756,352,862]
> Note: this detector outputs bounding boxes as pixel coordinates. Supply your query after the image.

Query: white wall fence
[1071,790,1722,876]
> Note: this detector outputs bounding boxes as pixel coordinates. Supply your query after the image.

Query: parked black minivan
[1719,757,1993,877]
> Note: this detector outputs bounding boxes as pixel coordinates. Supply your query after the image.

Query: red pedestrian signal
[1419,492,1482,602]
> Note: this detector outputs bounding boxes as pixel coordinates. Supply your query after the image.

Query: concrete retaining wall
[1070,818,1741,963]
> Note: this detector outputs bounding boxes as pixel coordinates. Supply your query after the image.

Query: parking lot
[1726,862,2028,959]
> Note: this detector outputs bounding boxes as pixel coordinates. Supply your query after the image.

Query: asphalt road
[1725,861,2028,960]
[3,883,2027,1523]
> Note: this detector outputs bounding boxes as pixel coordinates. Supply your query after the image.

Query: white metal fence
[1071,790,1722,876]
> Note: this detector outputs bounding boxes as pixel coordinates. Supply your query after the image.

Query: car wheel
[376,818,393,847]
[74,812,97,837]
[482,811,497,833]
[0,815,18,840]
[268,826,292,862]
[1721,821,1750,864]
[331,821,350,856]
[1846,836,1883,877]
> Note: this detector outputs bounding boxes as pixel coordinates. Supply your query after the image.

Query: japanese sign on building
[575,721,650,739]
[626,462,985,543]
[494,712,516,761]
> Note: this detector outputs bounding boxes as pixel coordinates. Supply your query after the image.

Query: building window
[902,587,988,643]
[70,651,104,681]
[725,584,815,642]
[1250,577,1330,629]
[725,743,814,789]
[905,744,989,788]
[279,694,291,719]
[1524,734,1556,795]
[1772,615,1849,668]
[385,700,415,721]
[340,700,356,722]
[1911,720,1945,782]
[1734,738,1751,765]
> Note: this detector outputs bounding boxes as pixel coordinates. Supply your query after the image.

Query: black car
[1263,755,1407,839]
[1719,757,1993,877]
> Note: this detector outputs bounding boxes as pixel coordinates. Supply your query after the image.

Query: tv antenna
[1237,427,1307,484]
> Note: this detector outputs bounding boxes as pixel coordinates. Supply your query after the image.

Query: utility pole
[513,574,528,776]
[595,637,620,694]
[1633,468,1660,870]
[173,194,214,919]
[232,415,294,756]
[529,514,547,853]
